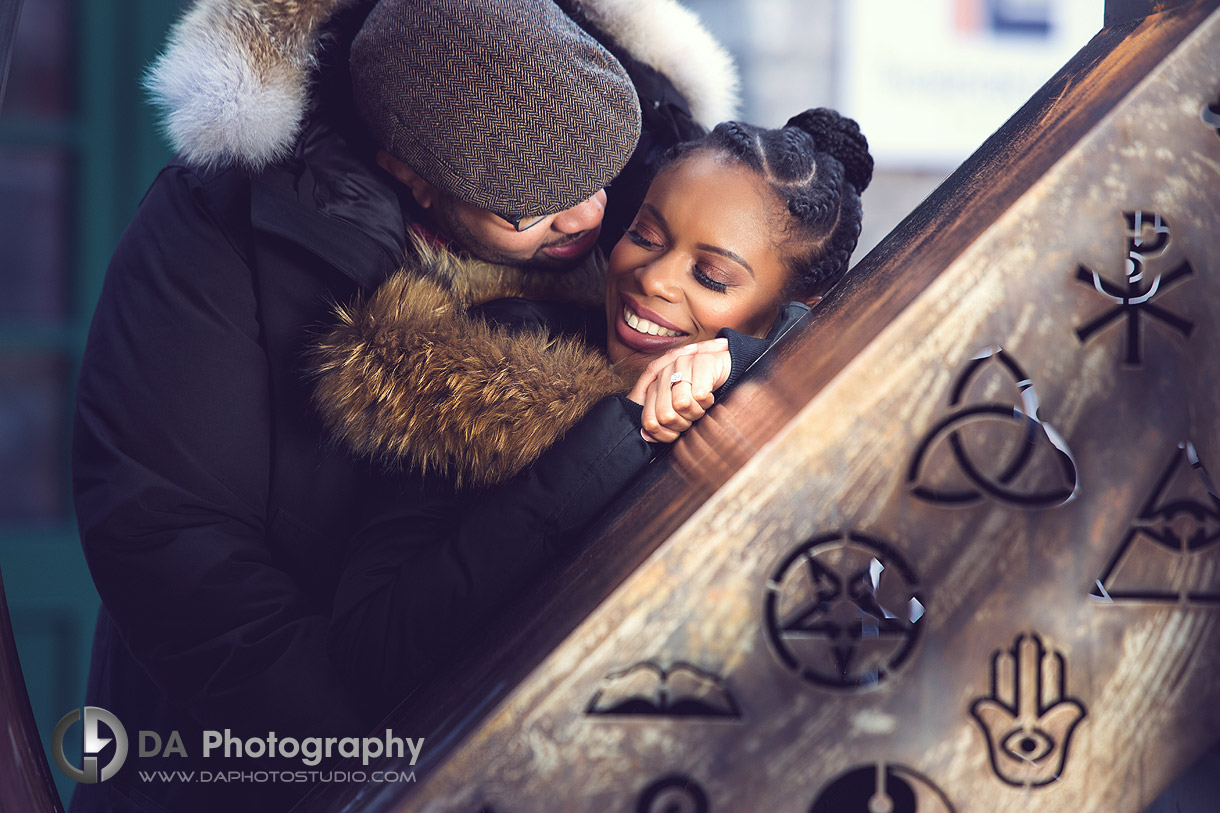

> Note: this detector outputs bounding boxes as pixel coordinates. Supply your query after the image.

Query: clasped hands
[626,338,731,444]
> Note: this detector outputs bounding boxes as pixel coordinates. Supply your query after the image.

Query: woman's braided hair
[661,108,873,300]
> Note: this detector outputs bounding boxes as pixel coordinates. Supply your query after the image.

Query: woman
[311,108,873,719]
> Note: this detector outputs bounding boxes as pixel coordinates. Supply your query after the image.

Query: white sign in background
[841,0,1101,169]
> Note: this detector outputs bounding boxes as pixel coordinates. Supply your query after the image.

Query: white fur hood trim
[145,0,357,170]
[572,0,739,129]
[146,0,739,170]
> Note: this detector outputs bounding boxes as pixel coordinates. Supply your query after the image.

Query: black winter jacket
[72,144,396,813]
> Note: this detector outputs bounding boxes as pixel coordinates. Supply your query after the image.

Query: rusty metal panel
[296,3,1220,812]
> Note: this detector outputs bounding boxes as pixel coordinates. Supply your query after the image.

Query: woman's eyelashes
[694,266,728,293]
[626,224,733,295]
[625,225,662,249]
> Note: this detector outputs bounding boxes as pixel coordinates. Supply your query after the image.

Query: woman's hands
[626,338,732,443]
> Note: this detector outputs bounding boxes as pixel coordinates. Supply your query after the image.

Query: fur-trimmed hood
[309,239,631,488]
[147,0,739,170]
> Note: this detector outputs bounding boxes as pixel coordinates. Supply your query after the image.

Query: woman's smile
[604,151,792,372]
[613,293,690,354]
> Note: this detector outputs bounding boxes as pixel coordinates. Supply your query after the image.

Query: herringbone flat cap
[351,0,642,218]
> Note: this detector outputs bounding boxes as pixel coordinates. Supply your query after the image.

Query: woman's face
[604,151,793,373]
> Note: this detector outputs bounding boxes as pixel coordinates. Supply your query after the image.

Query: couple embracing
[71,1,871,810]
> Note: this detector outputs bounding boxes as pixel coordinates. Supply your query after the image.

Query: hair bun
[785,108,873,193]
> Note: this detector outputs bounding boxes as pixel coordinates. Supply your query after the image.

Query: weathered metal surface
[296,3,1220,811]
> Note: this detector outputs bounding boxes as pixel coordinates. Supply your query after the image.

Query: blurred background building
[1,0,183,802]
[0,0,1098,804]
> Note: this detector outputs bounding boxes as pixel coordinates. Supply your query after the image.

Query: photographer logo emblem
[52,706,128,783]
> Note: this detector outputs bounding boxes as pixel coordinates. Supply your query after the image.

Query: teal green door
[0,1,181,804]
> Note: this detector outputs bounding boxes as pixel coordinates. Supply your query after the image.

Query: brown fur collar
[309,240,630,488]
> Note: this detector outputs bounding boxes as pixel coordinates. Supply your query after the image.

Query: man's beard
[429,202,593,272]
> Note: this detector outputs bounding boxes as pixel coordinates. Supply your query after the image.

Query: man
[70,0,737,810]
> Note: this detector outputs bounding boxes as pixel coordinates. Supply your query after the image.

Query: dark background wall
[0,0,182,804]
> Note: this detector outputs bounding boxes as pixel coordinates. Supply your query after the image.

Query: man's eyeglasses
[498,213,548,232]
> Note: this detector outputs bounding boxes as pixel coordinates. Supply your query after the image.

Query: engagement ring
[669,372,685,385]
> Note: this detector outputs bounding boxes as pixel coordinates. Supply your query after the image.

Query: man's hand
[627,338,731,443]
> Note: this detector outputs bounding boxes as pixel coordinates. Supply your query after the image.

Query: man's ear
[802,294,824,308]
[376,150,438,209]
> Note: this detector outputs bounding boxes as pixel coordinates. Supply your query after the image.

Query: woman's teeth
[623,306,683,337]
